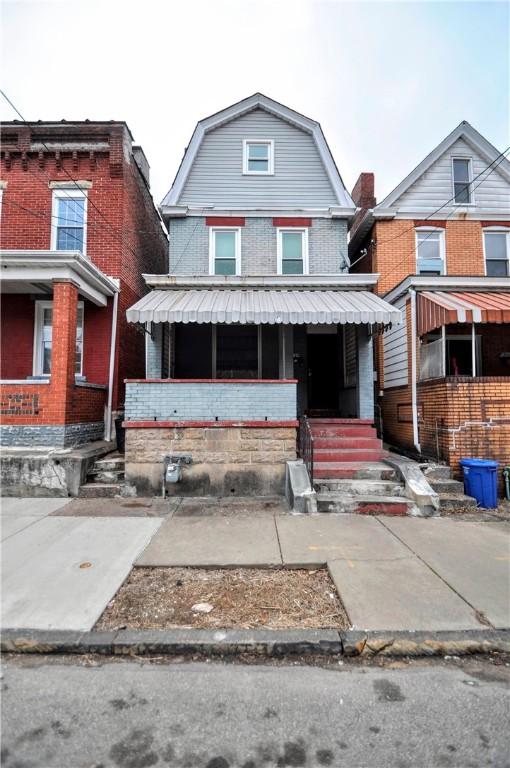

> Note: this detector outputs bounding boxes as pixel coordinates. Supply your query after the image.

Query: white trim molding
[242,139,274,175]
[161,93,356,210]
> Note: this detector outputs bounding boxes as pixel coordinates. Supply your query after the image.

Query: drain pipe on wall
[105,281,120,443]
[409,288,421,454]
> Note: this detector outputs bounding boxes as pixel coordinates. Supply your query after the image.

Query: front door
[307,333,340,412]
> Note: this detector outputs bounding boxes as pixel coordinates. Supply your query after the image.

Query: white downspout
[105,282,120,442]
[410,288,421,453]
[472,322,476,377]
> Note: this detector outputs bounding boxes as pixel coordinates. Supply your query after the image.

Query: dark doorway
[307,332,341,411]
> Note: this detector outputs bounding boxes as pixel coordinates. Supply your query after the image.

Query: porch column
[146,322,163,378]
[356,324,374,420]
[51,279,79,419]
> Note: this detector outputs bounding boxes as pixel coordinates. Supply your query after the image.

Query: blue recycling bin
[459,458,499,509]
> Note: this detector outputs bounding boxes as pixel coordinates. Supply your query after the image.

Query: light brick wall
[124,381,297,422]
[168,217,348,275]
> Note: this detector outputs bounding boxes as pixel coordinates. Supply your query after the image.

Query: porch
[0,250,118,448]
[123,275,400,495]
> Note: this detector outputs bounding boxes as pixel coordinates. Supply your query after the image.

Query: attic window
[452,157,473,204]
[243,140,274,175]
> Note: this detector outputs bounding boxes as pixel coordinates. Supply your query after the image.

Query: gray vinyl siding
[383,296,408,389]
[169,217,348,275]
[395,138,510,214]
[178,109,338,208]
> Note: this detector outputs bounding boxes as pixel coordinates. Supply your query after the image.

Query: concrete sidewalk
[1,498,161,631]
[137,514,510,632]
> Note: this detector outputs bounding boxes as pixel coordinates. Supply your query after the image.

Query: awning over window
[126,289,401,326]
[418,291,510,336]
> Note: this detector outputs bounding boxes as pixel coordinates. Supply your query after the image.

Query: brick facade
[0,121,168,446]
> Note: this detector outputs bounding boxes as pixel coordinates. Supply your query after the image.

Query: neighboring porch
[0,250,118,449]
[124,275,400,496]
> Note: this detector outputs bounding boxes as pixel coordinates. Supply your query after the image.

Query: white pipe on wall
[105,282,119,443]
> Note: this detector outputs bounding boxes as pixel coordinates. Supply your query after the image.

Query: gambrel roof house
[124,94,401,504]
[348,121,510,495]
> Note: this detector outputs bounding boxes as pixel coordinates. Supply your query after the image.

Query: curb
[2,628,509,658]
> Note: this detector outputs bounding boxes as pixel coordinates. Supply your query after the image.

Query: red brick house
[349,122,510,486]
[0,121,168,450]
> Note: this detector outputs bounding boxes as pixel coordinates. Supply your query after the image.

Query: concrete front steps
[421,463,477,512]
[78,454,125,498]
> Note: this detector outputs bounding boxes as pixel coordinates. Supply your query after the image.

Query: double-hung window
[242,140,274,175]
[33,301,84,376]
[51,188,87,253]
[452,157,473,204]
[484,229,509,277]
[416,228,445,275]
[277,228,308,275]
[209,228,240,275]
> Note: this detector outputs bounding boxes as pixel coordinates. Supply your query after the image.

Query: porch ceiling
[418,291,510,335]
[126,288,401,326]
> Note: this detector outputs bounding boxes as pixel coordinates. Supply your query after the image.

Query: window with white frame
[484,229,509,277]
[416,228,445,275]
[33,301,84,376]
[242,140,274,175]
[277,228,308,275]
[51,189,87,253]
[452,158,473,204]
[209,228,240,275]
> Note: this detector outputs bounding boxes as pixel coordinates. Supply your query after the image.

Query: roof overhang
[384,275,510,304]
[127,286,400,327]
[142,273,380,291]
[0,250,118,306]
[417,291,510,335]
[161,93,356,211]
[160,205,357,221]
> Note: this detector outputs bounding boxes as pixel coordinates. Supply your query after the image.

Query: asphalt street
[1,657,509,768]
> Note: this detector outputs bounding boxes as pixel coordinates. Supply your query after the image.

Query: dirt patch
[96,567,349,630]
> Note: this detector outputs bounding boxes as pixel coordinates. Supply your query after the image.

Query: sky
[1,0,509,205]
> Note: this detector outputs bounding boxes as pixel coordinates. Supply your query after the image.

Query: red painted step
[308,418,374,424]
[314,457,387,477]
[314,437,382,450]
[356,501,409,516]
[310,426,377,438]
[314,447,383,463]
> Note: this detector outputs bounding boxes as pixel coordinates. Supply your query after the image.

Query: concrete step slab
[421,464,452,480]
[79,484,122,498]
[314,479,405,497]
[313,463,398,482]
[438,493,478,511]
[316,494,412,516]
[328,558,485,631]
[429,478,465,494]
[378,517,510,629]
[88,470,125,484]
[314,454,387,475]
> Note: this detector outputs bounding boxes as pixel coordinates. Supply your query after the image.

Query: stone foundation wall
[125,425,297,496]
[0,421,105,448]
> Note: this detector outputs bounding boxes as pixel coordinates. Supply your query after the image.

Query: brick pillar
[51,279,79,418]
[357,325,374,420]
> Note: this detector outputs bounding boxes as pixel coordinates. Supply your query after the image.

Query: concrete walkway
[2,498,509,633]
[137,514,510,632]
[1,498,161,631]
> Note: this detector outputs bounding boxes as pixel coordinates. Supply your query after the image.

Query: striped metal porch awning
[126,289,401,326]
[418,291,510,335]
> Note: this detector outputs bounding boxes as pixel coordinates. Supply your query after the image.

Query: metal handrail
[298,415,314,488]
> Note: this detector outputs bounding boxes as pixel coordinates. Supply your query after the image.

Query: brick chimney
[351,172,376,210]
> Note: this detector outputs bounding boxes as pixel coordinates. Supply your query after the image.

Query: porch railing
[298,415,314,487]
